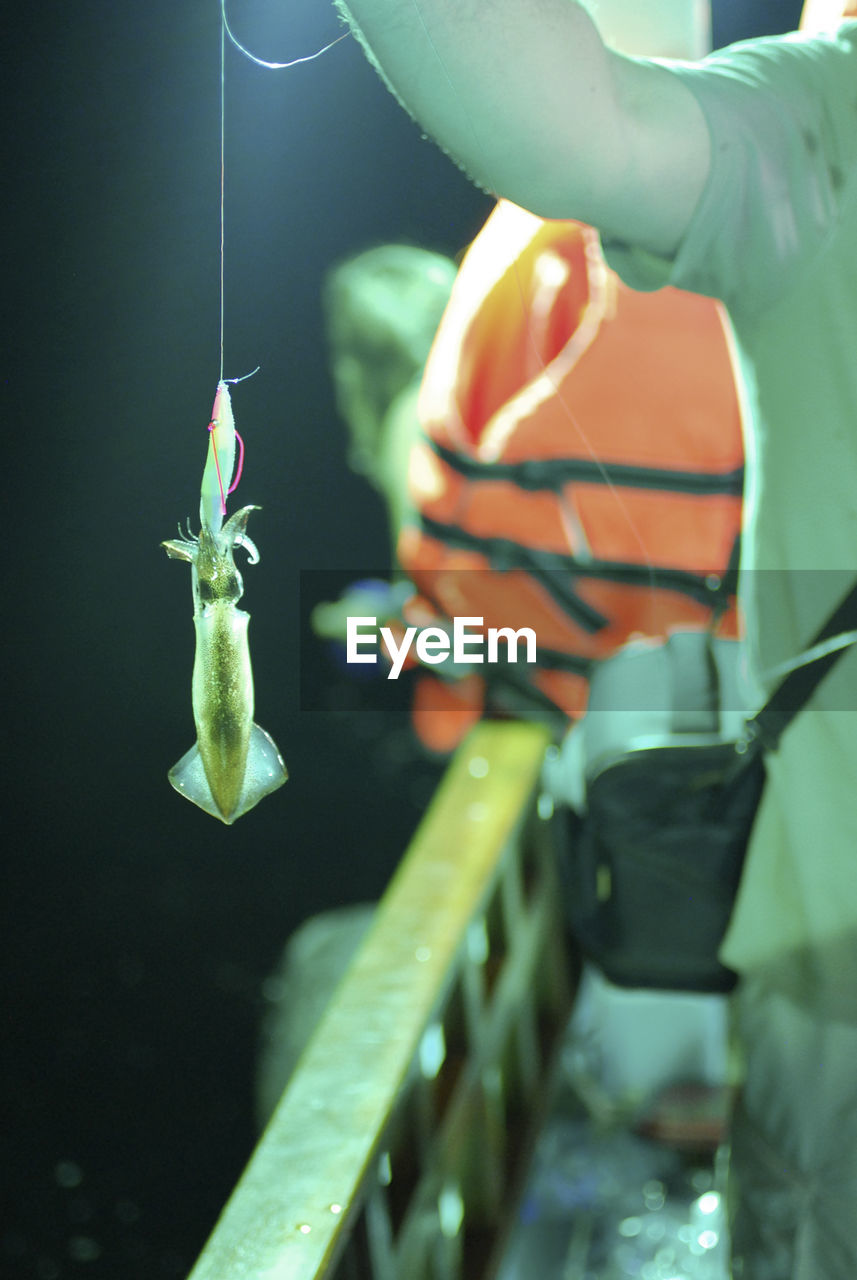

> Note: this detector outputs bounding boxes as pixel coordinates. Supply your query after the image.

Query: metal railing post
[188,722,575,1280]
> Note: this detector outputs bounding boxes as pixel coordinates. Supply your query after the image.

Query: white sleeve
[601,25,857,318]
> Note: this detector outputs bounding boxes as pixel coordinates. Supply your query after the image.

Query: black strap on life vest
[418,514,732,633]
[426,435,745,497]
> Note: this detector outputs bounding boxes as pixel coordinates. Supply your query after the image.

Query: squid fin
[168,724,288,825]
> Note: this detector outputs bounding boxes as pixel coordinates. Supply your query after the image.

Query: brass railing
[188,721,575,1280]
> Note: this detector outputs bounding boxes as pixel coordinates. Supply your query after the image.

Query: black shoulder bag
[560,578,857,993]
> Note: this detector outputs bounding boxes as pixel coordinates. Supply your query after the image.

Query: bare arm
[335,0,711,257]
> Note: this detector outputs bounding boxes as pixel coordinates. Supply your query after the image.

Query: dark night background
[2,2,803,1277]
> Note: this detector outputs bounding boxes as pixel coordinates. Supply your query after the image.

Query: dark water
[1,1,803,1276]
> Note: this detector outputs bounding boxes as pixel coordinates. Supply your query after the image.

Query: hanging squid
[162,382,287,823]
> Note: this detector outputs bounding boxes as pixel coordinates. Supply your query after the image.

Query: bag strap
[742,577,857,754]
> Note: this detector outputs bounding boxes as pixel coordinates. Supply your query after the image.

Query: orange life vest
[397,202,745,752]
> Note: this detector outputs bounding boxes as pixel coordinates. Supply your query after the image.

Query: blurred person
[334,0,857,1275]
[318,210,744,753]
[324,242,459,546]
[299,0,746,1180]
[267,211,745,1151]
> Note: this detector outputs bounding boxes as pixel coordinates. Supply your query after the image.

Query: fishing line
[222,2,351,70]
[218,1,349,380]
[213,2,349,503]
[405,0,662,615]
[219,12,226,382]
